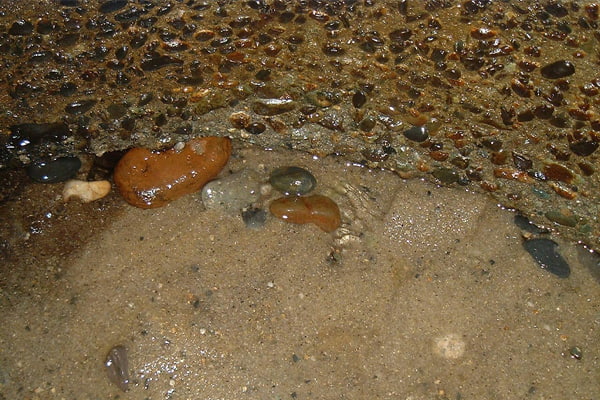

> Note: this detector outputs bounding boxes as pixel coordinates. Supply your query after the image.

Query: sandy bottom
[0,144,598,399]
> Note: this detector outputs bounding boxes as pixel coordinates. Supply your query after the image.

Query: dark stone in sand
[27,157,81,183]
[242,207,267,229]
[104,345,129,392]
[523,238,571,278]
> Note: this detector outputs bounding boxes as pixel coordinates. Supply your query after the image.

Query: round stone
[27,156,81,183]
[269,166,316,196]
[403,125,429,142]
[201,169,262,215]
[269,194,341,232]
[540,60,575,79]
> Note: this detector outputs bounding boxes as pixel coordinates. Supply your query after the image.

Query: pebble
[114,137,231,208]
[513,214,549,234]
[201,169,262,215]
[540,60,575,79]
[104,345,129,392]
[63,179,111,203]
[27,156,81,183]
[269,194,341,232]
[522,238,571,278]
[242,207,268,229]
[403,125,429,142]
[269,166,317,195]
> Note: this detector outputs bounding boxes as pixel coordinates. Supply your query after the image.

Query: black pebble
[27,157,81,183]
[523,238,571,278]
[403,125,429,142]
[541,60,575,79]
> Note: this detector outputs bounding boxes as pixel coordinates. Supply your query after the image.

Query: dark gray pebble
[403,125,429,142]
[105,345,130,392]
[27,157,81,183]
[540,60,575,79]
[242,207,267,229]
[523,238,571,278]
[513,214,549,234]
[269,166,316,195]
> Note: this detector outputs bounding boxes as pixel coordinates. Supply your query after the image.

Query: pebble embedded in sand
[113,137,231,208]
[269,194,341,232]
[434,333,466,359]
[63,179,111,203]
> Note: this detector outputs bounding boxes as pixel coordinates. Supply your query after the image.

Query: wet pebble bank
[0,1,599,249]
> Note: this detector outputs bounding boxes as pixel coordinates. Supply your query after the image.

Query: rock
[201,169,262,215]
[269,194,341,232]
[403,125,429,142]
[27,156,81,183]
[104,345,129,392]
[540,60,575,79]
[522,238,571,278]
[114,137,231,208]
[269,166,317,196]
[242,207,268,229]
[63,179,111,203]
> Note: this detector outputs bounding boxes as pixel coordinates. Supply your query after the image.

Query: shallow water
[0,144,598,399]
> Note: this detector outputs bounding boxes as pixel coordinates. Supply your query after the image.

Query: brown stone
[269,194,341,233]
[114,137,231,208]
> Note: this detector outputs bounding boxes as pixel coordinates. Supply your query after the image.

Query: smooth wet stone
[63,179,111,203]
[432,167,459,184]
[523,238,571,278]
[27,156,81,183]
[114,137,231,208]
[201,169,262,215]
[269,194,341,232]
[104,345,129,392]
[403,125,429,142]
[269,166,316,195]
[540,60,575,79]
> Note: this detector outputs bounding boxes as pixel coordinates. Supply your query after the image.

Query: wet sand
[0,144,598,399]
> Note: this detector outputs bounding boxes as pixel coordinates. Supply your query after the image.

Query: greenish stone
[432,167,459,184]
[269,166,316,195]
[545,211,578,227]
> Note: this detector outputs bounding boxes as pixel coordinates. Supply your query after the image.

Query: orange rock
[114,137,231,208]
[269,194,341,233]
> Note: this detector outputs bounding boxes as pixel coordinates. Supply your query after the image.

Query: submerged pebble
[242,207,268,229]
[27,156,81,183]
[104,345,129,392]
[270,194,341,232]
[269,166,316,195]
[114,137,231,208]
[522,238,571,278]
[63,179,111,203]
[201,169,262,215]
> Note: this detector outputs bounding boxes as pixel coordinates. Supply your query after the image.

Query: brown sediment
[0,0,598,249]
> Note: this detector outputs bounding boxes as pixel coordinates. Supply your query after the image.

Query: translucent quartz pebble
[105,345,129,392]
[269,194,341,232]
[269,166,316,196]
[201,169,262,215]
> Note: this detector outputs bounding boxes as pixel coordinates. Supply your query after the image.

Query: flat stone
[201,168,262,215]
[27,156,81,183]
[269,194,341,232]
[522,238,571,278]
[114,137,231,208]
